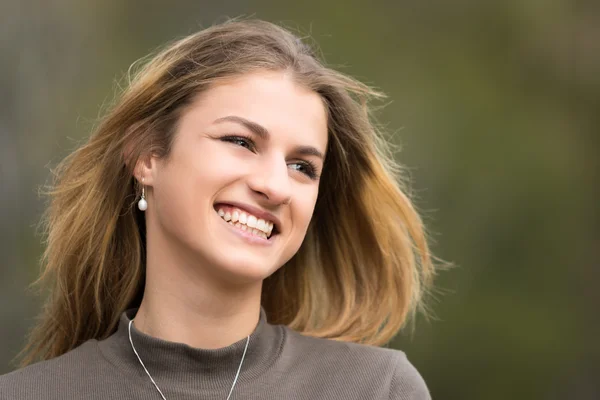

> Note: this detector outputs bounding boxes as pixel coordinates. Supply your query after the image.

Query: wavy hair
[21,19,435,366]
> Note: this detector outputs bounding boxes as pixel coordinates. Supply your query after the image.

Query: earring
[138,178,148,211]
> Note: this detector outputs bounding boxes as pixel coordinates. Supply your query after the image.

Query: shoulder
[0,340,105,400]
[385,347,431,400]
[281,327,431,399]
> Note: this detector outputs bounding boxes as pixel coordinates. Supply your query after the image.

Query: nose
[247,155,292,206]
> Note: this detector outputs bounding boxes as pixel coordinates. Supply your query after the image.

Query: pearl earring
[138,178,148,211]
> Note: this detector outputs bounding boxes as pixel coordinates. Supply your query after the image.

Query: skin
[133,70,328,349]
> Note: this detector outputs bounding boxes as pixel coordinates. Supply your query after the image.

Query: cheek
[292,189,319,235]
[279,192,318,266]
[150,175,196,246]
[190,144,247,187]
[153,156,222,225]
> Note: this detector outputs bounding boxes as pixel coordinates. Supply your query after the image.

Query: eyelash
[220,135,320,180]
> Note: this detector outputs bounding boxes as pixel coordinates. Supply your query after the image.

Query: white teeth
[217,207,275,236]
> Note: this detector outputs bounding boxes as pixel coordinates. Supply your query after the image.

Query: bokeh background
[1,0,598,398]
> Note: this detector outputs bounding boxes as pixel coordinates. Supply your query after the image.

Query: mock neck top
[1,309,431,399]
[99,308,282,396]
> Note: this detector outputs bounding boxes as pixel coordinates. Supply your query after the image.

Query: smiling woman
[0,19,435,400]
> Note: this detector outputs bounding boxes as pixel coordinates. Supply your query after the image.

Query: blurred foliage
[1,0,598,398]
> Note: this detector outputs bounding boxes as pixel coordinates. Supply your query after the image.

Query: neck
[136,231,263,349]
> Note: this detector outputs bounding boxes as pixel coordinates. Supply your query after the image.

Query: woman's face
[143,70,328,285]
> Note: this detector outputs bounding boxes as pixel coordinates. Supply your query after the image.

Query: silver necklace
[128,319,250,400]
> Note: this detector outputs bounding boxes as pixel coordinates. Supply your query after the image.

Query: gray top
[0,309,430,399]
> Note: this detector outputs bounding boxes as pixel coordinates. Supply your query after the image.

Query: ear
[122,123,159,187]
[133,154,159,187]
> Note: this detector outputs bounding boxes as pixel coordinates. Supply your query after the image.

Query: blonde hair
[21,19,435,366]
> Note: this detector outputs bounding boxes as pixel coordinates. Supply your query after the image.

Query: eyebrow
[213,115,325,160]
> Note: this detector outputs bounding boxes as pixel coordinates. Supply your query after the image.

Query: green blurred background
[1,0,598,398]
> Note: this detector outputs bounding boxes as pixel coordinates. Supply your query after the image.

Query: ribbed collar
[98,308,284,396]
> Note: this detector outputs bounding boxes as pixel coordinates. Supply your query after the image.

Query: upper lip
[215,201,282,233]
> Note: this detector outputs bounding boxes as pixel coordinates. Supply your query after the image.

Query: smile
[215,205,277,240]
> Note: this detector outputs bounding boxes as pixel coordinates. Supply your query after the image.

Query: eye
[220,135,256,151]
[289,160,319,180]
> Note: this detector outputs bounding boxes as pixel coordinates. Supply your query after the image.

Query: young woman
[1,19,434,399]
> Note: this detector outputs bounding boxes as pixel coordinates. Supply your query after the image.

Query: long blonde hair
[21,19,435,366]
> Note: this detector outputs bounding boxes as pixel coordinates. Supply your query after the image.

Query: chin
[211,255,280,285]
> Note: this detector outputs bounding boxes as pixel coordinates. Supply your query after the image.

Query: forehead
[181,71,328,152]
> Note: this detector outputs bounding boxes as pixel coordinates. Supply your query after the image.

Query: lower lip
[216,211,275,247]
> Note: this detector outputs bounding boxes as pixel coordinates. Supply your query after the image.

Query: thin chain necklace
[128,319,250,400]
